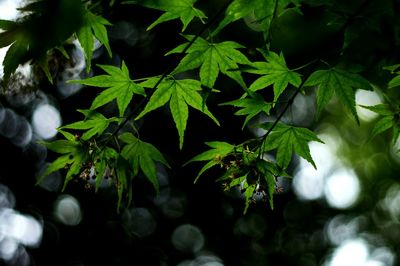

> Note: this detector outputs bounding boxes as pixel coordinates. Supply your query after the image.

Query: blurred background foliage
[0,0,400,265]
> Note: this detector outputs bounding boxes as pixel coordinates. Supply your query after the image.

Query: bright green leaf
[185,141,235,182]
[69,61,146,117]
[245,50,301,104]
[124,0,206,31]
[119,132,169,194]
[61,110,119,141]
[77,8,112,71]
[221,93,272,128]
[166,36,250,89]
[136,78,220,148]
[257,122,323,169]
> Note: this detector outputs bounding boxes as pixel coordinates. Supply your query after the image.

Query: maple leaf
[38,130,88,190]
[257,122,323,169]
[61,110,119,141]
[135,78,220,148]
[119,132,169,194]
[246,50,302,104]
[69,61,146,117]
[123,0,206,31]
[166,36,250,88]
[221,93,272,129]
[77,8,112,72]
[304,67,372,123]
[361,104,400,143]
[184,141,235,183]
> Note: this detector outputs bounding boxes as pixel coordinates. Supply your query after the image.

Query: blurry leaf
[136,78,220,148]
[361,104,399,142]
[61,110,119,141]
[246,50,301,104]
[185,141,235,183]
[257,122,323,169]
[77,8,112,71]
[0,0,83,79]
[70,61,146,117]
[123,0,206,31]
[221,93,272,129]
[388,75,400,89]
[304,67,372,124]
[116,156,132,212]
[119,132,169,194]
[166,35,250,88]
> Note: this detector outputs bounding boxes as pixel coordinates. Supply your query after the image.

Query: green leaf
[70,61,146,117]
[124,0,206,31]
[257,123,323,169]
[221,93,272,129]
[360,104,393,116]
[61,110,119,141]
[304,67,372,124]
[243,182,256,214]
[38,138,88,191]
[246,50,302,103]
[136,78,220,148]
[116,156,132,212]
[389,75,400,89]
[166,36,250,88]
[119,132,169,194]
[93,147,117,192]
[370,116,394,140]
[77,8,112,71]
[185,141,235,183]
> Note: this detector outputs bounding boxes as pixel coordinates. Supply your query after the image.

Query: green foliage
[5,0,396,214]
[361,104,400,143]
[38,131,89,191]
[0,0,83,79]
[61,110,119,141]
[77,7,112,71]
[245,50,302,103]
[119,132,170,193]
[136,77,220,148]
[166,35,250,88]
[304,67,372,123]
[221,93,272,129]
[123,0,206,31]
[70,61,146,117]
[257,122,323,169]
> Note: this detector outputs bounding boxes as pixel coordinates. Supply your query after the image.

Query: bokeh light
[122,207,157,237]
[355,89,382,122]
[32,104,61,139]
[54,195,82,226]
[171,224,205,253]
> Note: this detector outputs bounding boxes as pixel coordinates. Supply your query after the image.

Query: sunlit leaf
[123,0,206,31]
[257,122,323,169]
[136,78,220,148]
[119,132,169,194]
[70,61,146,117]
[166,35,250,88]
